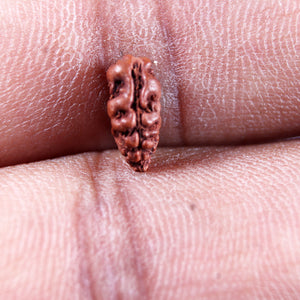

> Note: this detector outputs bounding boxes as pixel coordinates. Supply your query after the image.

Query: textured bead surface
[106,55,161,172]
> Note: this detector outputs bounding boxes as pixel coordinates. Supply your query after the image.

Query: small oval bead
[106,55,161,172]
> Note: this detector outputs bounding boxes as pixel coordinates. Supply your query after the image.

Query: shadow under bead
[106,55,161,172]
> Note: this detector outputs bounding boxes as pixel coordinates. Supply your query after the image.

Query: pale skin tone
[0,0,300,299]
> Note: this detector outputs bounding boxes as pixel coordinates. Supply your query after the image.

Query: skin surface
[0,0,300,299]
[0,0,300,166]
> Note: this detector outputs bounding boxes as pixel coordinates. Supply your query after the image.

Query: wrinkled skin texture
[0,0,300,299]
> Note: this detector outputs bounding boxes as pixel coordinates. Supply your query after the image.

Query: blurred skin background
[0,0,300,299]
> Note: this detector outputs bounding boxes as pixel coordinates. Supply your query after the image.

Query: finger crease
[154,0,188,145]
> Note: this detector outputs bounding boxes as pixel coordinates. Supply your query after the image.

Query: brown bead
[127,150,142,163]
[142,151,150,161]
[124,131,139,148]
[142,129,159,138]
[106,55,161,172]
[141,112,160,127]
[141,139,155,150]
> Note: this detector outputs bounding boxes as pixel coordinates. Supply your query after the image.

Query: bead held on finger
[106,55,161,172]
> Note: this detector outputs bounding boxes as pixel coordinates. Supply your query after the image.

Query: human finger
[0,0,299,167]
[1,141,300,299]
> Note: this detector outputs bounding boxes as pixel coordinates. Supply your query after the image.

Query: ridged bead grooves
[106,55,161,172]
